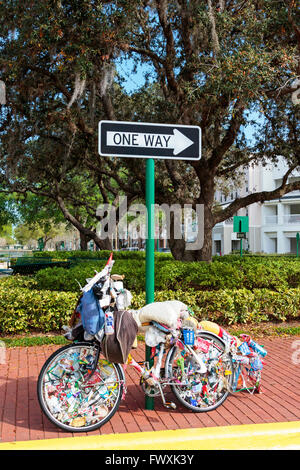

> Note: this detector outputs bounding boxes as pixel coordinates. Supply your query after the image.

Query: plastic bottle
[105,309,114,335]
[248,339,267,358]
[240,334,267,357]
[238,341,251,355]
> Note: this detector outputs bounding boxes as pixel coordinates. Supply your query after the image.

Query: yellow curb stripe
[1,421,300,450]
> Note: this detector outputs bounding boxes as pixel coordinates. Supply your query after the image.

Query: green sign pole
[297,233,299,257]
[145,158,155,410]
[239,220,243,258]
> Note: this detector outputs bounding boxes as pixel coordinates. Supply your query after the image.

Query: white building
[212,156,300,255]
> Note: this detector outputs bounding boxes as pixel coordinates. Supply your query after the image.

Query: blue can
[248,340,267,357]
[251,357,263,371]
[183,328,195,346]
[238,341,251,355]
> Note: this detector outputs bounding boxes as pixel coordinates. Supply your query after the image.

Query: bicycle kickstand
[156,381,177,410]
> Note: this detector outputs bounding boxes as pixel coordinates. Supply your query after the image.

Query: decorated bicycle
[37,253,267,432]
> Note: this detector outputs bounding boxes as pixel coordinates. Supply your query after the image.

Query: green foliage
[0,194,17,233]
[151,256,300,292]
[34,263,104,292]
[14,221,66,247]
[32,250,172,261]
[156,260,244,291]
[14,255,300,294]
[1,280,300,335]
[33,259,147,292]
[0,1,299,264]
[2,282,300,334]
[2,255,300,335]
[118,279,300,326]
[274,326,300,336]
[0,284,77,334]
[0,275,38,290]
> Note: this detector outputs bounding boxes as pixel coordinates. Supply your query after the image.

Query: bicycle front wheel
[37,342,124,432]
[169,332,233,412]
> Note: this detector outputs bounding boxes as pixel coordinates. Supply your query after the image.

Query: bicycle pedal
[164,402,177,410]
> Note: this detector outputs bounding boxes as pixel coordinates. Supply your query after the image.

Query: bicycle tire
[37,342,124,432]
[168,331,233,412]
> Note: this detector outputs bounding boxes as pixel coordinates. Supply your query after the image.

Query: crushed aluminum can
[238,342,251,356]
[192,383,202,394]
[250,356,263,371]
[194,337,210,354]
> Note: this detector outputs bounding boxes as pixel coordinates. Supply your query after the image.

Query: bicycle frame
[230,355,262,394]
[125,328,232,409]
[164,330,228,380]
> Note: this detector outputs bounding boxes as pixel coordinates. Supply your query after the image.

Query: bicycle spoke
[170,332,233,412]
[39,344,122,431]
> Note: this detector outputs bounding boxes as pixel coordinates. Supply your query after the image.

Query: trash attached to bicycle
[47,252,269,433]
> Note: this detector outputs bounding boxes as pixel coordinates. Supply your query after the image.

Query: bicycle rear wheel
[169,332,233,412]
[37,342,124,432]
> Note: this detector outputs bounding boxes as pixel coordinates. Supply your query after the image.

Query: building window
[231,240,240,252]
[214,240,221,255]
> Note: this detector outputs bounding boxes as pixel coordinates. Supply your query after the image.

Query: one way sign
[99,121,201,160]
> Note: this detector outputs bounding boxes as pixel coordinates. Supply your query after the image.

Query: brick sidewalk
[0,337,300,443]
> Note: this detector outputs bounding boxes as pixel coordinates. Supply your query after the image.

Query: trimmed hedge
[32,257,300,293]
[32,250,172,261]
[34,260,147,292]
[0,284,77,334]
[131,288,300,324]
[1,282,300,334]
[2,254,300,334]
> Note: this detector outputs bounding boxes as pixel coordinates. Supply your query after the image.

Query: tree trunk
[80,230,113,251]
[93,234,113,251]
[196,169,215,262]
[169,172,215,262]
[169,209,214,262]
[196,202,214,262]
[80,232,89,250]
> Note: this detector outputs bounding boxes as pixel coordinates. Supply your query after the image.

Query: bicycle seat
[111,274,125,280]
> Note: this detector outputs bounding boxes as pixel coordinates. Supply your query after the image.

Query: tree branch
[155,0,181,96]
[214,164,300,223]
[29,66,93,136]
[216,153,259,177]
[208,101,245,170]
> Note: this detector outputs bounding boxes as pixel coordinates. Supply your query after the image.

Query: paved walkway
[0,337,300,443]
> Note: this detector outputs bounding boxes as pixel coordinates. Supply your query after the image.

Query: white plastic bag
[113,281,124,291]
[145,326,167,347]
[116,289,133,310]
[137,300,189,329]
